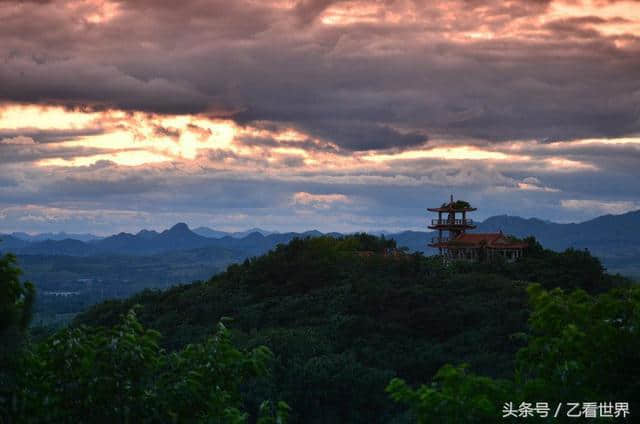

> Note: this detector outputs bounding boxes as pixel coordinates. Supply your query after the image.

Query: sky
[1,0,639,235]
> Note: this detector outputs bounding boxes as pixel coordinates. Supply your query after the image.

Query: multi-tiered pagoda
[428,196,527,262]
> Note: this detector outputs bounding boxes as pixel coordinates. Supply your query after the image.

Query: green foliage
[517,284,640,403]
[440,200,472,209]
[11,232,636,423]
[0,252,35,350]
[452,237,625,293]
[75,235,533,423]
[258,401,292,424]
[387,364,513,423]
[12,309,287,423]
[389,284,640,422]
[0,251,35,418]
[73,234,632,423]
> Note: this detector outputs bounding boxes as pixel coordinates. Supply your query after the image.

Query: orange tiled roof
[448,232,528,248]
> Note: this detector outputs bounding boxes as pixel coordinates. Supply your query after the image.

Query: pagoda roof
[427,206,476,212]
[443,232,528,249]
[427,199,476,212]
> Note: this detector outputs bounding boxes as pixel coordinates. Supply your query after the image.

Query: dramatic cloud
[561,199,640,215]
[0,0,638,233]
[292,192,351,209]
[2,0,640,146]
[0,136,35,145]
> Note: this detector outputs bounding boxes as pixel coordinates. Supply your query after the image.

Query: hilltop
[75,234,629,423]
[4,211,638,327]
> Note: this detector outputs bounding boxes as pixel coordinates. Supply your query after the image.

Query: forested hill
[75,234,630,423]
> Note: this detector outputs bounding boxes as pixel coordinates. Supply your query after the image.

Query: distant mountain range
[8,231,103,242]
[476,212,640,276]
[0,223,323,257]
[476,212,640,250]
[5,226,277,244]
[1,210,639,275]
[192,227,276,239]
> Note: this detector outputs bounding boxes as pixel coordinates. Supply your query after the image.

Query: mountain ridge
[2,210,639,275]
[10,231,103,242]
[192,226,277,239]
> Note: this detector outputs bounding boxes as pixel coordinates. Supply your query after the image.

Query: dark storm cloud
[0,57,212,113]
[1,0,639,150]
[33,172,292,211]
[0,128,105,143]
[0,143,105,164]
[498,140,640,175]
[235,134,340,153]
[42,175,165,198]
[289,121,427,151]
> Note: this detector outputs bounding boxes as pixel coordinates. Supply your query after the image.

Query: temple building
[428,196,528,262]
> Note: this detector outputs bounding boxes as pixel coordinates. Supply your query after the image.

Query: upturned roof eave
[428,224,476,229]
[427,207,477,212]
[437,242,528,249]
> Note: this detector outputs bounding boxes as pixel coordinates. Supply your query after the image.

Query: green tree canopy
[0,251,35,352]
[388,284,640,422]
[0,250,35,417]
[12,310,287,423]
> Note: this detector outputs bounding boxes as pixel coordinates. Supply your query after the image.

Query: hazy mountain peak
[136,229,159,240]
[192,227,230,239]
[168,223,190,233]
[231,228,276,238]
[301,230,323,237]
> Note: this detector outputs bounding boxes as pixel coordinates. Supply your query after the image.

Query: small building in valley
[428,196,527,262]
